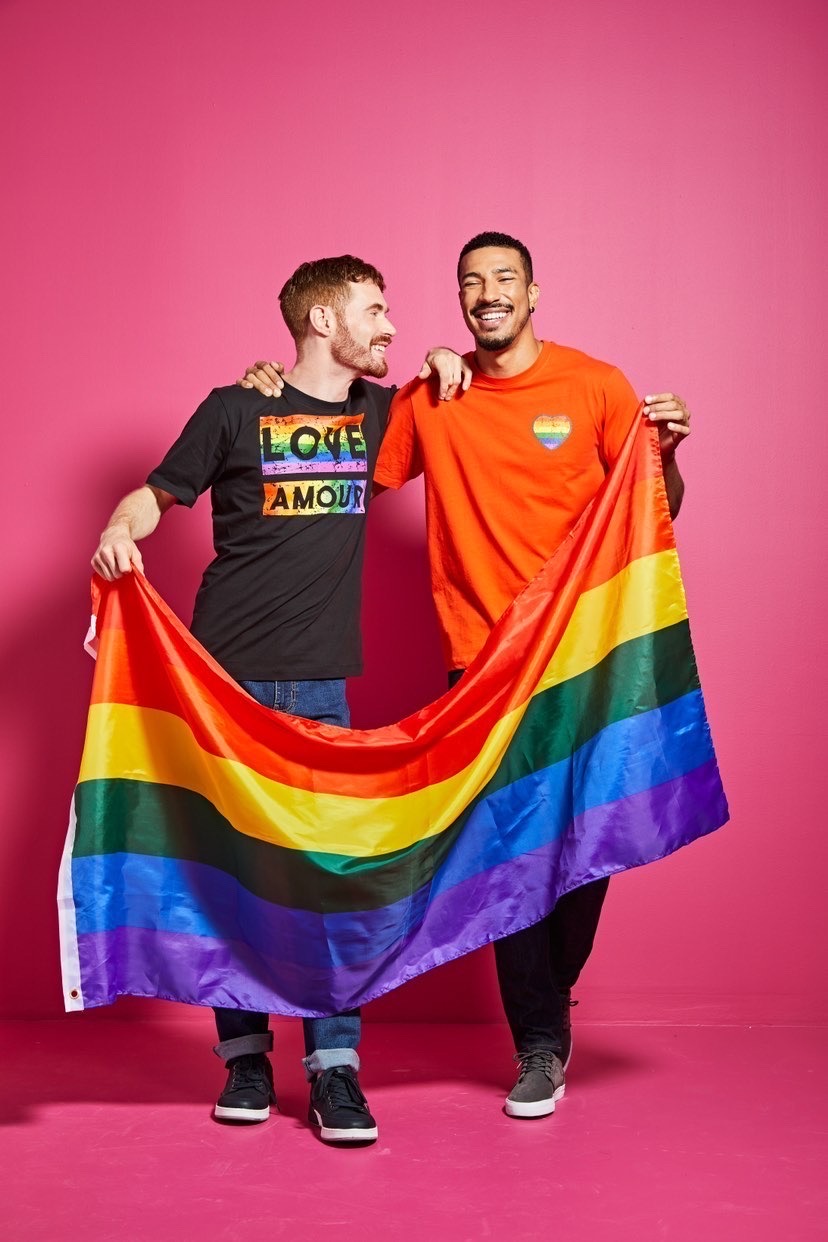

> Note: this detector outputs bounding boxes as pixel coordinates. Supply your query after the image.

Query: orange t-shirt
[374,340,641,670]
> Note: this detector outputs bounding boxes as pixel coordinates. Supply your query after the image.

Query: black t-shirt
[147,380,393,680]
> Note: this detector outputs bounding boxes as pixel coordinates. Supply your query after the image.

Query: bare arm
[417,348,473,401]
[238,350,473,403]
[642,392,691,520]
[662,455,685,519]
[91,484,177,581]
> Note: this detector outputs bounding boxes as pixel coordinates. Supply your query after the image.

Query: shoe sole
[504,1083,566,1119]
[214,1104,271,1122]
[310,1110,378,1143]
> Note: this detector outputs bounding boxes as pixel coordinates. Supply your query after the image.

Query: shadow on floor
[0,1016,643,1125]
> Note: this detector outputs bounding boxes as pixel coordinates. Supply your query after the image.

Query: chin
[475,332,517,352]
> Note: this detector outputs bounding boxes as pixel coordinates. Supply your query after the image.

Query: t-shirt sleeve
[373,386,423,488]
[600,367,642,469]
[146,390,233,507]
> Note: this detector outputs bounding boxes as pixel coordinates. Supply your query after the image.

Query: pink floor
[3,1018,825,1241]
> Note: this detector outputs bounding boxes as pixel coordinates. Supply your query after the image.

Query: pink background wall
[1,0,825,1025]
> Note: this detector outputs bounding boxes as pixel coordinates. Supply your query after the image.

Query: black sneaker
[308,1066,378,1143]
[214,1053,277,1123]
[505,1049,565,1118]
[560,990,579,1071]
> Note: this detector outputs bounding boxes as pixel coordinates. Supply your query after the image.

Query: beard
[469,303,531,352]
[332,325,390,378]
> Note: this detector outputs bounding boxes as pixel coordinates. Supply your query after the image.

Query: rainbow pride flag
[58,421,728,1016]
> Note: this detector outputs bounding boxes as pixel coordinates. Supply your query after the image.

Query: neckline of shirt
[468,340,556,388]
[276,379,352,413]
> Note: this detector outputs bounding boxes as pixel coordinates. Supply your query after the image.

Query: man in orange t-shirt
[374,231,691,1120]
[376,336,645,672]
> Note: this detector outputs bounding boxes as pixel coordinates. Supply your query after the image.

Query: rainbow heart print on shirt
[533,414,572,450]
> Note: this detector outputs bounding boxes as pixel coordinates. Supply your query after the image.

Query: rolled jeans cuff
[302,1047,361,1080]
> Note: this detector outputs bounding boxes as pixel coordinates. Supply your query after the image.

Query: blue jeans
[213,678,361,1077]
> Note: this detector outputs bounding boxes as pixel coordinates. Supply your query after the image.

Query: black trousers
[493,877,609,1054]
[448,668,609,1054]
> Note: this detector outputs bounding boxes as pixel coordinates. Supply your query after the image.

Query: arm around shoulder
[418,347,472,401]
[92,485,177,581]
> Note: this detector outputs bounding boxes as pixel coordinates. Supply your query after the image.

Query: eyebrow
[461,265,518,281]
[366,302,388,312]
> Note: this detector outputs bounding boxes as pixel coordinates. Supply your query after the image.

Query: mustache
[471,300,513,314]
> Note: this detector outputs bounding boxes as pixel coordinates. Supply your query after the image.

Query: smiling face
[331,280,396,378]
[458,246,539,352]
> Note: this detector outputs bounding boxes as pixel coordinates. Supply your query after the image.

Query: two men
[93,232,690,1137]
[244,230,690,1120]
[92,255,465,1144]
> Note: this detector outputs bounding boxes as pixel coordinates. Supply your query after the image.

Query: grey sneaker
[505,1049,566,1118]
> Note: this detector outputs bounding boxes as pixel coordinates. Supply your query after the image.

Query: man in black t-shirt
[91,255,464,1145]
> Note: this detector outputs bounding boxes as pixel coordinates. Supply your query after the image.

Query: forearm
[420,347,472,400]
[642,393,691,518]
[102,485,168,541]
[93,485,175,580]
[663,456,685,519]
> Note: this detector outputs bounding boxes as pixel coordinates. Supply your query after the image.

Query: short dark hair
[279,255,386,341]
[457,232,533,283]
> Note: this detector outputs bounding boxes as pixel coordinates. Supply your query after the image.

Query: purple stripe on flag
[75,760,726,1014]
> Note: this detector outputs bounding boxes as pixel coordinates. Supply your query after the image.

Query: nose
[383,316,397,337]
[480,276,502,303]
